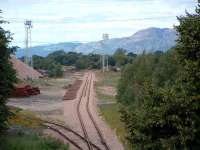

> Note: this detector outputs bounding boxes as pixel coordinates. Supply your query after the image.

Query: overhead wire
[3,16,176,46]
[3,16,176,24]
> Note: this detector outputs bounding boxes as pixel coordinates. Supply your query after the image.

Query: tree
[87,53,101,69]
[108,55,116,66]
[113,48,128,66]
[172,1,200,147]
[32,54,64,77]
[127,52,137,64]
[64,52,80,66]
[118,1,200,149]
[48,63,63,77]
[175,1,200,94]
[0,10,17,132]
[75,56,88,70]
[117,51,179,105]
[47,50,66,64]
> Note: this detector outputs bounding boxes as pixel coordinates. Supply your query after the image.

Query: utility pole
[24,20,33,67]
[102,33,109,72]
[106,55,109,71]
[102,54,105,72]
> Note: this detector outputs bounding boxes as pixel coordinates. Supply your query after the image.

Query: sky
[0,0,197,47]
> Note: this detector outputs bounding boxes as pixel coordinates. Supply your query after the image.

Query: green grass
[96,88,116,103]
[0,131,69,150]
[99,104,126,143]
[96,71,121,87]
[95,71,120,103]
[95,71,130,149]
[4,107,69,150]
[8,107,42,128]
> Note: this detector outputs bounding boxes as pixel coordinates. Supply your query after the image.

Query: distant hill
[16,27,177,57]
[74,27,177,54]
[16,42,82,57]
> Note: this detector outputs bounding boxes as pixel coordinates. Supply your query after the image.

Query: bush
[0,130,69,150]
[33,56,63,78]
[118,1,200,149]
[0,10,17,133]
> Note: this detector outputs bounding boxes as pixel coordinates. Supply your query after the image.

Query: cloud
[0,0,196,47]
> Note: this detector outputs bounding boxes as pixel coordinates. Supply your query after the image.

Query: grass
[0,131,69,150]
[95,71,120,103]
[24,78,71,88]
[96,88,116,103]
[99,104,127,144]
[8,106,42,128]
[96,71,121,87]
[95,71,129,148]
[5,107,69,150]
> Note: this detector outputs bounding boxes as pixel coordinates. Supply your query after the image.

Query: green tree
[127,52,137,63]
[172,1,200,147]
[47,50,66,64]
[65,52,81,66]
[48,63,63,77]
[75,56,88,70]
[113,48,128,66]
[87,53,101,69]
[117,51,179,105]
[118,1,200,149]
[0,10,17,132]
[32,55,63,77]
[108,55,116,66]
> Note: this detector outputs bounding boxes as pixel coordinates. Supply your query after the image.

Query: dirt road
[62,72,124,150]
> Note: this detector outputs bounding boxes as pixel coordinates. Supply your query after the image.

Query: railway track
[43,121,102,150]
[86,73,111,150]
[45,72,111,150]
[77,74,93,150]
[43,124,84,150]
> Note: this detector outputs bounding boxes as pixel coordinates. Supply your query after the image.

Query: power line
[3,16,177,24]
[12,40,90,44]
[106,16,176,22]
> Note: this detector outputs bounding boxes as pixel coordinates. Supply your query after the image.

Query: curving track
[76,74,93,150]
[86,73,111,150]
[46,72,111,150]
[43,121,102,150]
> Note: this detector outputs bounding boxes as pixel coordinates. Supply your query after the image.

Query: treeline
[117,2,200,149]
[46,51,101,69]
[32,51,102,76]
[118,50,181,105]
[32,55,63,77]
[31,49,137,77]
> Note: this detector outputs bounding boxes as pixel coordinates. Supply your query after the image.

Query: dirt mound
[10,56,43,80]
[63,80,82,100]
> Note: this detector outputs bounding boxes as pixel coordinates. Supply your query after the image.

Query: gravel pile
[10,55,43,80]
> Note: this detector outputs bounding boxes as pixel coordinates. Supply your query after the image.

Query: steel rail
[43,121,102,150]
[86,73,111,150]
[77,74,93,150]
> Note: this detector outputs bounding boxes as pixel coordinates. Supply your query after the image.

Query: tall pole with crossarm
[102,33,109,72]
[24,20,33,67]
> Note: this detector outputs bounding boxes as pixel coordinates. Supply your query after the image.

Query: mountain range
[16,27,177,57]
